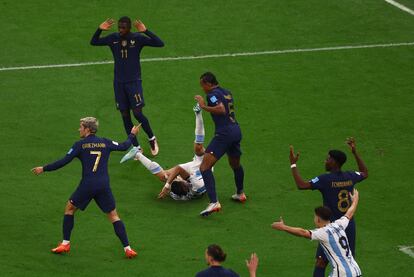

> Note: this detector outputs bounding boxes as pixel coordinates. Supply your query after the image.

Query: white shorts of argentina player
[310,216,362,277]
[170,155,206,200]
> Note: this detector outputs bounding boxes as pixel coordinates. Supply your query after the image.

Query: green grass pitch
[1,0,414,276]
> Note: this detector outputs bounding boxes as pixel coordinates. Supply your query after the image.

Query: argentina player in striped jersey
[131,104,206,200]
[272,189,362,277]
[289,138,368,277]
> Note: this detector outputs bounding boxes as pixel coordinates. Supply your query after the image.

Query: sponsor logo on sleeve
[355,171,361,175]
[311,177,319,183]
[67,148,73,155]
[112,141,119,145]
[210,96,218,103]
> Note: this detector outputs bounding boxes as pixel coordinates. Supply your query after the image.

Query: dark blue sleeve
[309,174,326,190]
[106,134,135,151]
[43,142,80,172]
[90,28,113,46]
[207,92,222,107]
[349,171,365,184]
[136,30,164,47]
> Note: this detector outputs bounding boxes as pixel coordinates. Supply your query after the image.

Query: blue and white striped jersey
[310,216,362,277]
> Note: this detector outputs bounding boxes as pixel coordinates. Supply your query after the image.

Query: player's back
[77,135,113,181]
[311,217,362,277]
[310,171,364,219]
[195,266,240,277]
[207,87,238,133]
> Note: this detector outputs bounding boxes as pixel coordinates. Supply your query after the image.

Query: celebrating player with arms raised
[195,72,246,217]
[32,117,139,258]
[90,17,164,160]
[289,138,368,276]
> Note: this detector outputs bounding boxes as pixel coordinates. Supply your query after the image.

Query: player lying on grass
[272,189,362,277]
[131,104,206,200]
[196,244,259,277]
[289,137,368,277]
[32,117,139,259]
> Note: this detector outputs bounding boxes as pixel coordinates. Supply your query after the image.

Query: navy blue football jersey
[195,266,240,277]
[206,87,238,133]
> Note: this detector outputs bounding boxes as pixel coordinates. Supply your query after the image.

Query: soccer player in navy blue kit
[288,137,368,277]
[32,117,140,258]
[194,72,246,216]
[90,17,164,161]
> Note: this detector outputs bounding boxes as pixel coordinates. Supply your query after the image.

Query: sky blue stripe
[327,230,353,277]
[151,166,162,174]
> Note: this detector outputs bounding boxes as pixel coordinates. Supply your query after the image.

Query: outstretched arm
[32,143,80,174]
[246,253,259,277]
[109,125,140,151]
[289,146,312,190]
[158,166,190,198]
[346,137,368,178]
[134,20,164,47]
[272,217,311,239]
[90,18,115,46]
[345,189,359,220]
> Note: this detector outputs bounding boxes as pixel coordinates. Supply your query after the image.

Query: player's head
[205,244,226,266]
[314,206,332,227]
[170,180,190,196]
[79,117,99,138]
[325,150,347,171]
[118,16,131,36]
[200,72,219,93]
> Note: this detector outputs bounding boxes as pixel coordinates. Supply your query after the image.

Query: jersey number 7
[90,151,102,172]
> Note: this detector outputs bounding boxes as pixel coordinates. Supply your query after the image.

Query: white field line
[1,41,414,72]
[385,0,414,16]
[398,245,414,259]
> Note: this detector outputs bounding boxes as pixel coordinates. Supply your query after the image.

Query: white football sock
[135,152,162,174]
[124,245,131,252]
[195,112,205,143]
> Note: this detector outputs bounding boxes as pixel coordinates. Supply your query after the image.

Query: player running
[289,138,368,277]
[90,17,164,160]
[32,117,139,258]
[195,72,246,217]
[272,189,362,277]
[131,104,206,200]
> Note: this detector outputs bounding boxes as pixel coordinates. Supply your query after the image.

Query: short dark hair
[328,150,347,167]
[314,206,332,221]
[171,180,189,196]
[200,72,219,85]
[118,16,131,28]
[207,244,226,262]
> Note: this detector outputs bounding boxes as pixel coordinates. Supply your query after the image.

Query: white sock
[148,136,156,141]
[135,152,163,174]
[124,245,131,252]
[195,112,205,143]
[62,240,70,245]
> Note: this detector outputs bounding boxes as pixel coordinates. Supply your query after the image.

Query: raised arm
[289,146,312,189]
[272,217,311,239]
[90,18,115,46]
[108,125,140,151]
[133,20,164,47]
[194,95,226,115]
[346,137,368,178]
[344,189,359,220]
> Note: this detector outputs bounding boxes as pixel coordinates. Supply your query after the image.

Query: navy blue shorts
[113,80,145,111]
[205,125,242,160]
[69,183,116,213]
[316,219,356,262]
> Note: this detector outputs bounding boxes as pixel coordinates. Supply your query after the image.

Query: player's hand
[349,189,359,202]
[31,167,44,175]
[194,95,206,108]
[346,137,356,154]
[134,19,147,32]
[130,124,142,136]
[245,253,259,274]
[289,145,300,165]
[158,186,170,199]
[271,216,285,231]
[99,18,115,31]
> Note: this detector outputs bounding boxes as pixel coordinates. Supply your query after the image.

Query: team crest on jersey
[311,177,319,183]
[130,40,135,45]
[121,40,127,47]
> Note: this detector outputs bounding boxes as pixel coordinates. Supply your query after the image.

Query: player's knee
[64,201,77,214]
[228,157,241,169]
[107,210,120,223]
[315,257,327,268]
[120,110,130,118]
